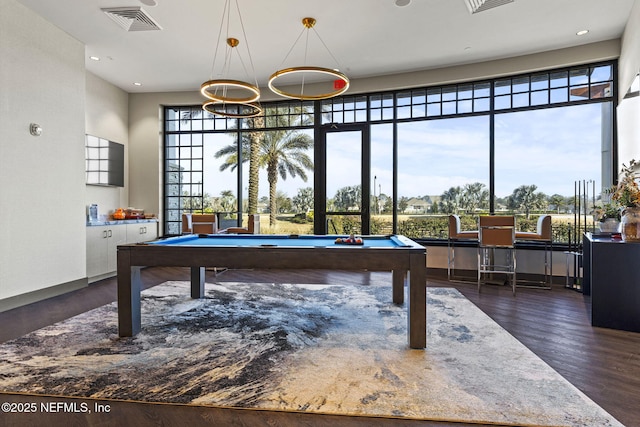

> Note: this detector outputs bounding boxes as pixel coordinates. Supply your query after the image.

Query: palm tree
[246,115,263,215]
[215,112,313,226]
[461,182,489,213]
[441,186,463,214]
[507,184,546,218]
[259,128,313,226]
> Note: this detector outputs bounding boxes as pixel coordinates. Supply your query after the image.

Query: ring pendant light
[269,17,349,101]
[202,100,263,118]
[200,1,261,118]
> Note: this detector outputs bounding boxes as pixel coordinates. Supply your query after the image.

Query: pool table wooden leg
[191,267,205,298]
[408,252,427,349]
[392,270,405,304]
[117,247,141,337]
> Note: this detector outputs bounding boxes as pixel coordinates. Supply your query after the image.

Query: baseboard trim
[0,278,88,312]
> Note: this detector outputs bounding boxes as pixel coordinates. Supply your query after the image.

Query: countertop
[87,218,158,226]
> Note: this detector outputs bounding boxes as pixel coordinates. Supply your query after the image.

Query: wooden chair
[515,214,553,289]
[182,213,217,234]
[478,216,516,295]
[218,214,260,234]
[479,215,516,227]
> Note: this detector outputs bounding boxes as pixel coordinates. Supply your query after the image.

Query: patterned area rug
[0,281,623,426]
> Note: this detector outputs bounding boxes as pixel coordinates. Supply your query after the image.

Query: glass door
[315,124,370,235]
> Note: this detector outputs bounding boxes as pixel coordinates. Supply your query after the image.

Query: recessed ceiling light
[395,0,411,6]
[133,82,142,86]
[89,56,100,61]
[139,0,157,6]
[576,30,589,36]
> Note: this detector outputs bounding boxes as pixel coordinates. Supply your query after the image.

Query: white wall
[617,0,640,170]
[85,72,129,217]
[0,0,86,302]
[349,40,621,95]
[617,97,640,166]
[619,0,640,101]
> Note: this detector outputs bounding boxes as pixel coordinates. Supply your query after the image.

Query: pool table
[117,234,427,348]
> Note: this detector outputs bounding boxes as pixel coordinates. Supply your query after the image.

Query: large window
[164,103,315,235]
[494,104,607,202]
[396,116,490,238]
[165,61,616,242]
[165,107,241,235]
[165,131,204,235]
[371,124,394,233]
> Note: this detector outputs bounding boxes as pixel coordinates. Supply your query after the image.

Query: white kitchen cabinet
[126,222,158,244]
[86,225,127,282]
[87,220,159,282]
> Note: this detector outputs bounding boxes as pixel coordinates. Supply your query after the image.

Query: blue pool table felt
[148,234,410,248]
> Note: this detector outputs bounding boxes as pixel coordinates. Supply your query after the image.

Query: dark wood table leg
[392,270,405,304]
[408,252,427,349]
[191,267,205,298]
[117,248,141,337]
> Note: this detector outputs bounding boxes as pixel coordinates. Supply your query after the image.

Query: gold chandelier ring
[200,79,260,104]
[202,101,263,118]
[268,66,349,100]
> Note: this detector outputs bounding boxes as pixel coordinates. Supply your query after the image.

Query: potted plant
[610,159,640,241]
[594,203,621,233]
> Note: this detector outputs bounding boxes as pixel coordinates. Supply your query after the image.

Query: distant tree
[292,187,314,213]
[181,191,202,211]
[216,190,236,213]
[565,195,576,213]
[398,196,409,213]
[377,193,390,214]
[440,186,463,214]
[275,191,292,213]
[537,191,550,211]
[383,194,393,213]
[549,194,565,213]
[334,185,361,211]
[507,185,546,218]
[200,192,215,212]
[460,182,489,213]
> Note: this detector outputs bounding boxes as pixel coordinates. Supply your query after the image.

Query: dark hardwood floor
[1,266,638,427]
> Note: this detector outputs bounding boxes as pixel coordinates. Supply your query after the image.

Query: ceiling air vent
[101,7,162,31]
[464,0,514,14]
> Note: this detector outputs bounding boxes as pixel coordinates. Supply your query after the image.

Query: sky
[200,102,605,202]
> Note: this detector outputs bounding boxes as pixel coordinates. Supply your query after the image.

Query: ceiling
[16,0,636,94]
